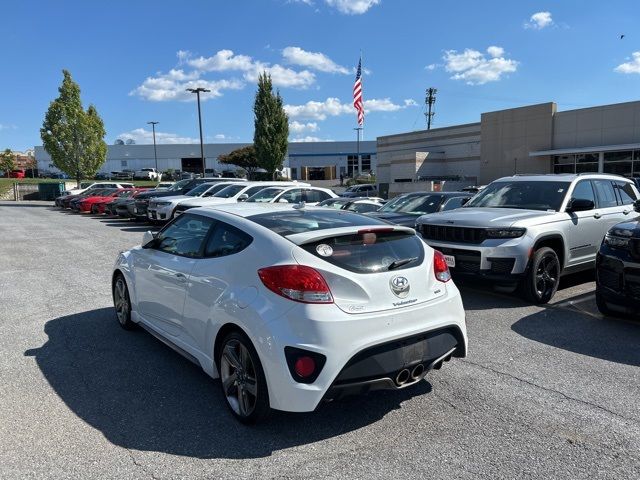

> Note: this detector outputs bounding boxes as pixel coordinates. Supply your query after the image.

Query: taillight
[433,250,451,282]
[258,265,334,304]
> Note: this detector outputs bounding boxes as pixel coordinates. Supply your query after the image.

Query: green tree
[218,145,259,179]
[40,70,107,187]
[253,73,289,180]
[0,148,16,177]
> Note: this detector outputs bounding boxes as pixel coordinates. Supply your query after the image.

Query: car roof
[192,202,326,219]
[494,173,633,183]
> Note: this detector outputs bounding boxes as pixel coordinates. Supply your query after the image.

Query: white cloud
[285,96,411,120]
[131,74,244,102]
[0,123,17,131]
[443,47,518,85]
[243,63,316,88]
[425,63,439,71]
[187,49,316,89]
[187,49,255,72]
[525,11,553,30]
[324,0,380,14]
[282,46,350,74]
[487,46,504,58]
[176,50,192,64]
[214,134,227,140]
[615,52,640,74]
[403,99,418,107]
[289,121,319,133]
[116,128,199,145]
[291,136,332,142]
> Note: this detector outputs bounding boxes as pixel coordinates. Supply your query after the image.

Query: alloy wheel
[113,277,130,326]
[534,254,559,299]
[220,339,258,418]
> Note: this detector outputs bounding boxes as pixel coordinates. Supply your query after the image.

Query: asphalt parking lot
[1,201,639,480]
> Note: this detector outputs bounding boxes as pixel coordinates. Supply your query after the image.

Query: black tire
[217,331,270,424]
[91,205,98,214]
[112,273,135,330]
[595,291,617,318]
[522,247,561,304]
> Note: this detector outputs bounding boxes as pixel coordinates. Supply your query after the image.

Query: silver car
[416,174,640,303]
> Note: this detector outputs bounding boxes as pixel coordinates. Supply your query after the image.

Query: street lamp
[147,121,159,174]
[186,87,210,176]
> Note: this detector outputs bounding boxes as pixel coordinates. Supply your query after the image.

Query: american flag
[353,57,364,126]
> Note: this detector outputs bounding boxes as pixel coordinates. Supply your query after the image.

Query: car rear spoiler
[286,225,416,246]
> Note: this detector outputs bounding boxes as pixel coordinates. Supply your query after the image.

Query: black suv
[595,199,640,318]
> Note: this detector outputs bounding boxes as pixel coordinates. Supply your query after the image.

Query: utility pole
[147,121,159,174]
[186,87,210,176]
[425,87,437,130]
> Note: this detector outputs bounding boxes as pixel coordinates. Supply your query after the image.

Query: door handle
[623,210,630,215]
[175,273,187,282]
[593,212,601,219]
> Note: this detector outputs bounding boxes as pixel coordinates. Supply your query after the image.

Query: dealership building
[377,100,640,197]
[34,140,376,181]
[34,100,640,193]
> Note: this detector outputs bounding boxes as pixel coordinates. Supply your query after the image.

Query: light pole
[186,87,210,176]
[354,127,363,176]
[147,121,159,174]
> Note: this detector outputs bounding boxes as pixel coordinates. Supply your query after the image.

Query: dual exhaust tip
[395,364,425,386]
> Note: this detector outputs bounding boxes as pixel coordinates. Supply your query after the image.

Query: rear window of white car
[300,230,424,274]
[249,210,390,236]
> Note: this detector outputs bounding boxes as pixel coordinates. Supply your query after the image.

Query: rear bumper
[323,327,463,402]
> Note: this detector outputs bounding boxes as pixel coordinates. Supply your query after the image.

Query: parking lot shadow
[511,306,640,367]
[457,270,596,311]
[25,308,431,459]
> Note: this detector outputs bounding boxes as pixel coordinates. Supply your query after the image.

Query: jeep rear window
[465,181,570,211]
[300,230,424,274]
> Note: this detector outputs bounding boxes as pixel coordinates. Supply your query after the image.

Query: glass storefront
[553,150,640,177]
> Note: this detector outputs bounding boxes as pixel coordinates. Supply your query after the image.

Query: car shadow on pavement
[511,305,640,367]
[458,270,596,311]
[24,308,432,459]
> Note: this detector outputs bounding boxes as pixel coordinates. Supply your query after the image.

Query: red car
[7,169,25,178]
[76,189,137,213]
[93,188,147,214]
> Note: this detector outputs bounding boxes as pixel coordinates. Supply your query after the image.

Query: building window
[553,154,575,174]
[603,150,632,177]
[121,160,128,167]
[290,167,297,180]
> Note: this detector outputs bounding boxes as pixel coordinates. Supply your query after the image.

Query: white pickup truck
[134,168,161,180]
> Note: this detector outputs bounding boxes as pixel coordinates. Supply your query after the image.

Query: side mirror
[142,230,157,248]
[278,198,290,203]
[567,198,595,212]
[634,199,640,213]
[461,198,470,205]
[237,194,249,202]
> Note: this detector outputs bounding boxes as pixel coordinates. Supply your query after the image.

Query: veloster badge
[390,275,410,298]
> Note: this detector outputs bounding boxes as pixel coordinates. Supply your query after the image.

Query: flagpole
[358,50,363,175]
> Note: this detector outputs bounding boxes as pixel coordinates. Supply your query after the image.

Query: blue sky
[2,0,640,151]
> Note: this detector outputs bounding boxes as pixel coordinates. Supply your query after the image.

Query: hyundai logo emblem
[390,275,410,298]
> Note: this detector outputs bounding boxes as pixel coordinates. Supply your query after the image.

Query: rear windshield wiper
[387,257,418,270]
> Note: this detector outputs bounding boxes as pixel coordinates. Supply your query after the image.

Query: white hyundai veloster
[112,203,468,423]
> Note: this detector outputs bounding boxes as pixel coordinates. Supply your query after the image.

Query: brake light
[433,250,451,282]
[357,228,394,234]
[258,265,334,304]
